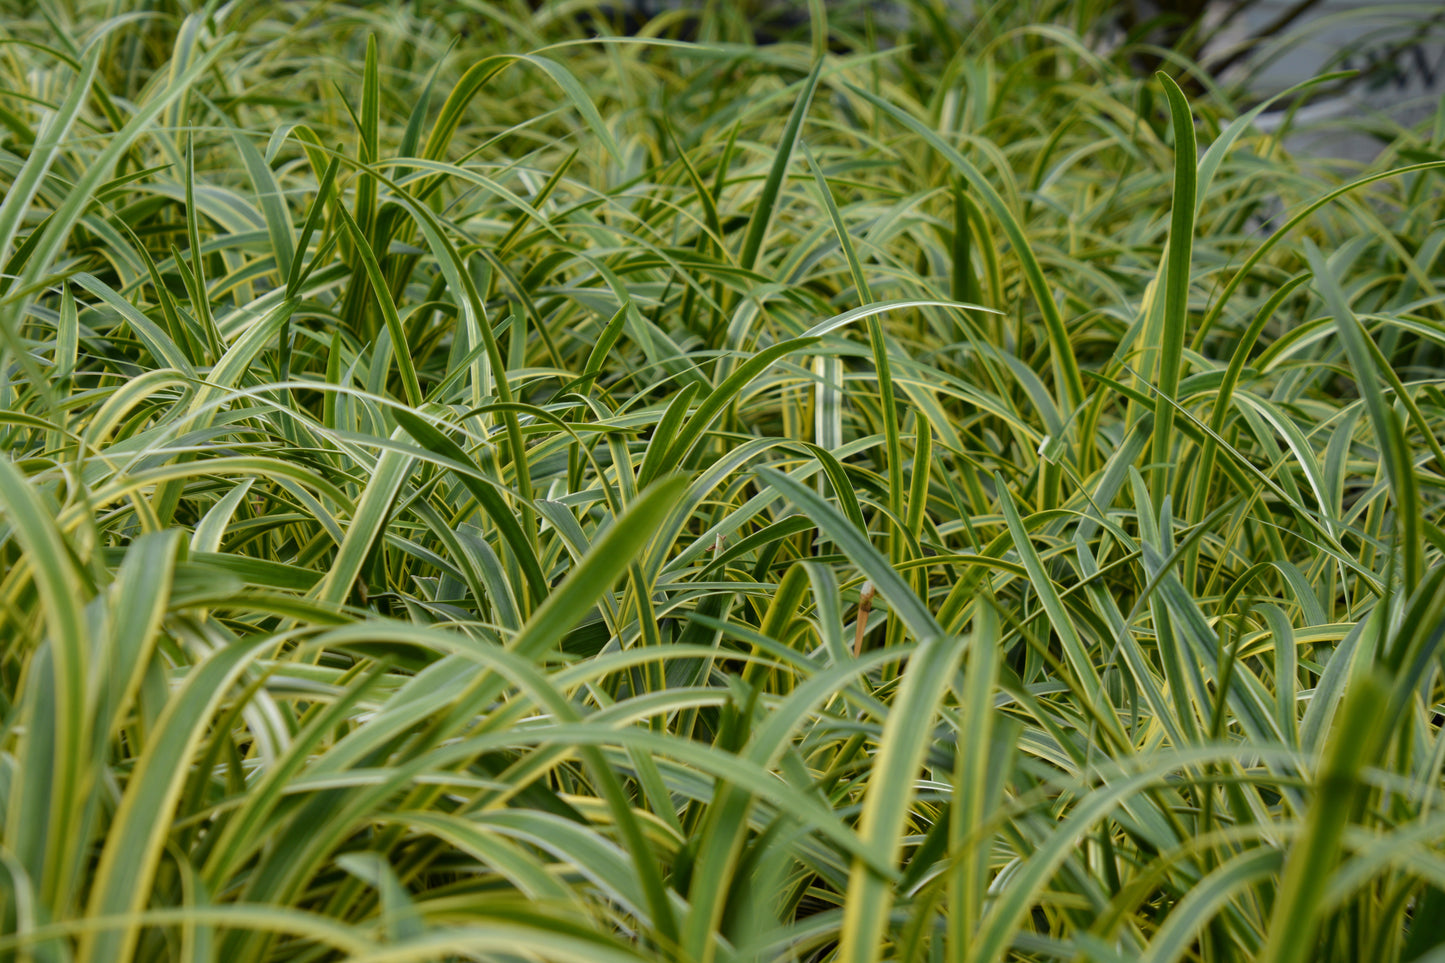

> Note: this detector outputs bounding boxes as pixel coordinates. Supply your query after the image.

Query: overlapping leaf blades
[0,2,1443,962]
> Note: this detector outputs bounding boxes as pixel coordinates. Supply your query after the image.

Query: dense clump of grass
[1,1,1443,960]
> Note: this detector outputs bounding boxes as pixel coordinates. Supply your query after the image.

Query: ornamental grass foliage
[1,1,1443,960]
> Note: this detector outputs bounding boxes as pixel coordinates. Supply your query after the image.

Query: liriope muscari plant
[0,1,1442,962]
